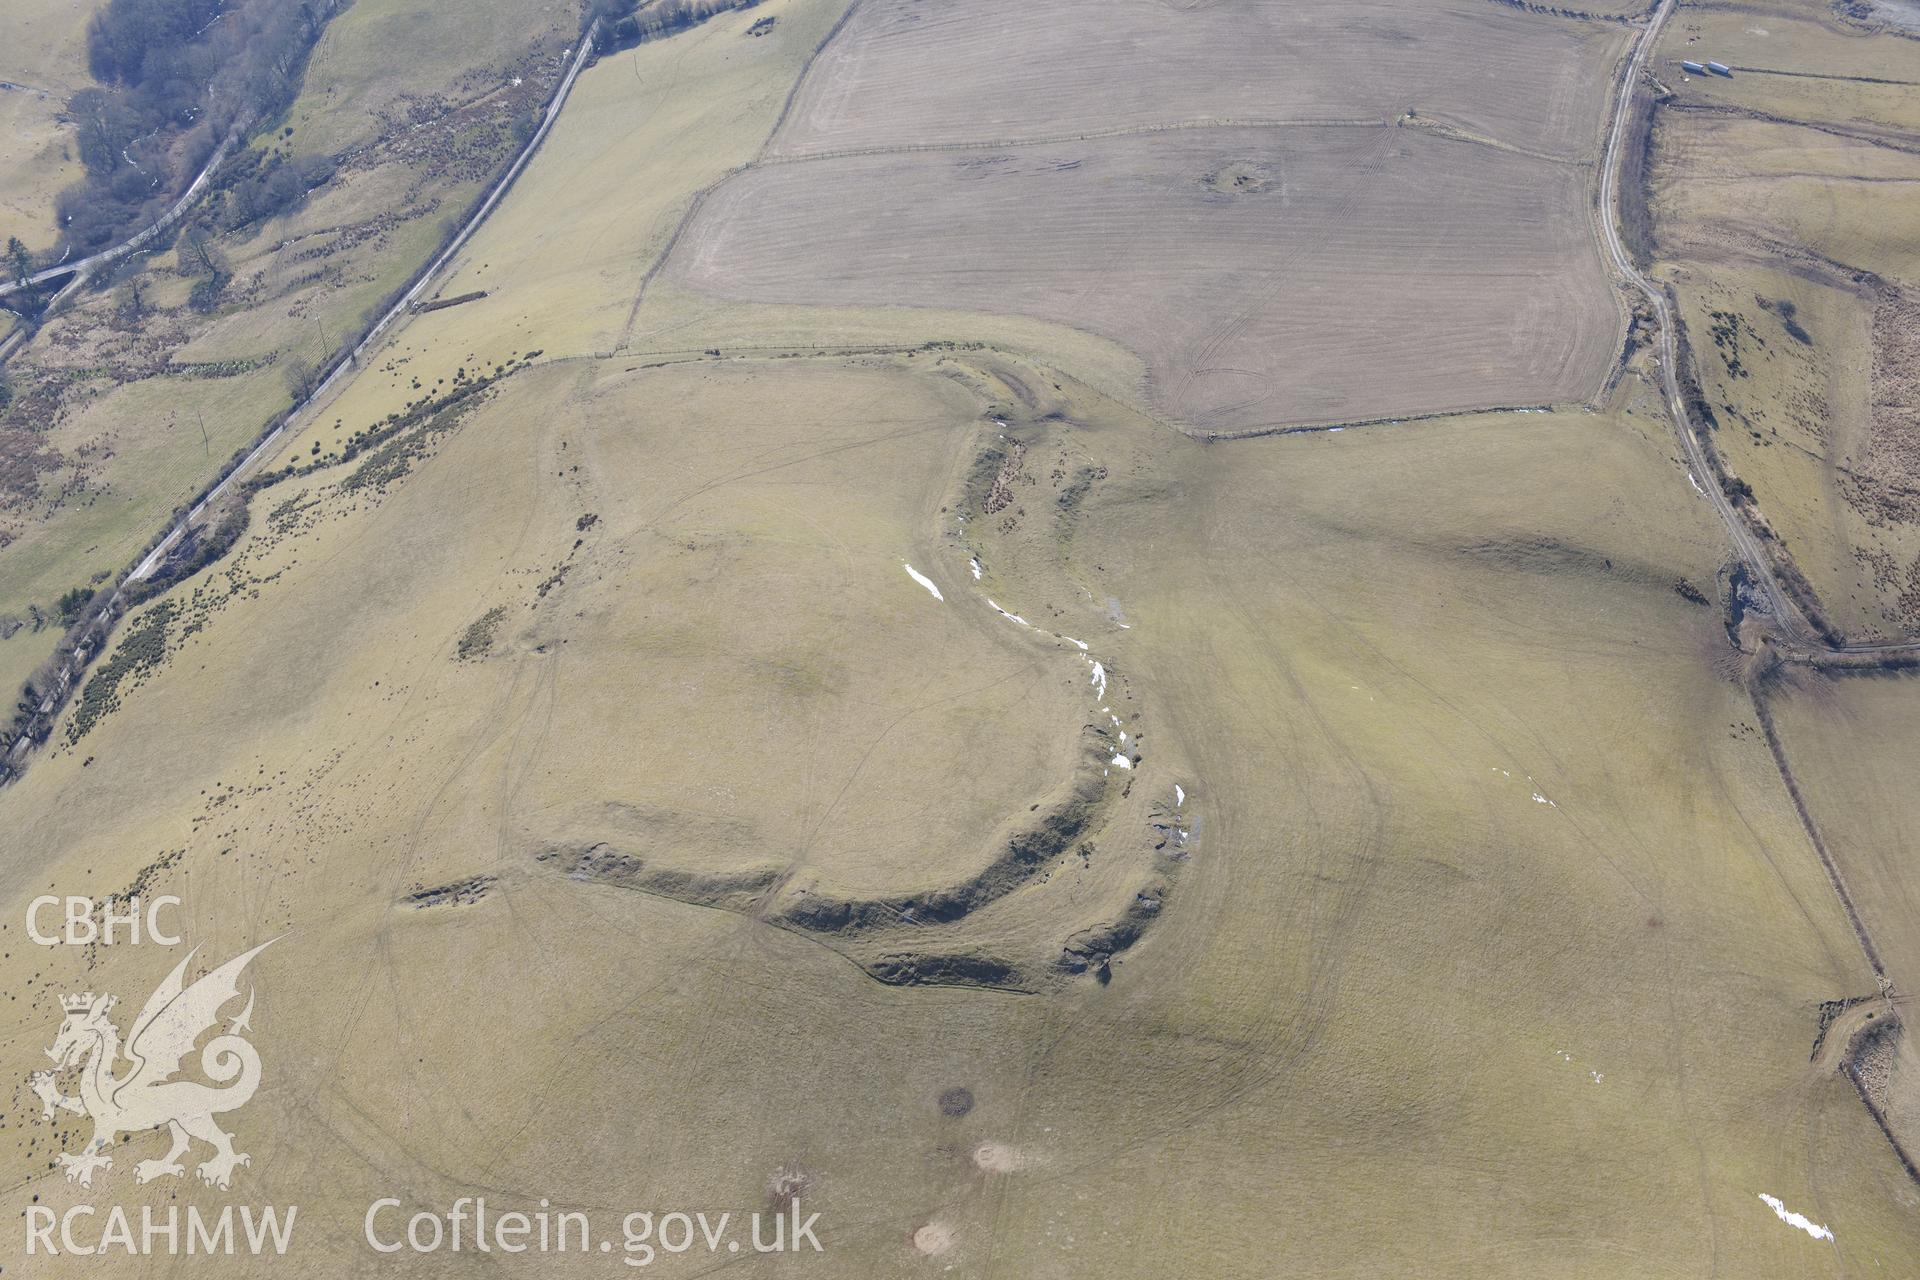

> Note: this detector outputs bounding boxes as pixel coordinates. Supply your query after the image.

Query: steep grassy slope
[0,0,574,730]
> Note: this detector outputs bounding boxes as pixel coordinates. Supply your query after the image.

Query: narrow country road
[1600,5,1902,1096]
[1596,0,1920,658]
[3,24,601,782]
[129,23,600,584]
[0,141,233,301]
[1594,0,1810,639]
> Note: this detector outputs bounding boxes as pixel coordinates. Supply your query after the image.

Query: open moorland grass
[4,345,1917,1274]
[0,0,90,251]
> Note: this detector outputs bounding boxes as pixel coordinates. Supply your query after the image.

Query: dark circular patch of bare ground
[1201,162,1275,196]
[938,1086,975,1118]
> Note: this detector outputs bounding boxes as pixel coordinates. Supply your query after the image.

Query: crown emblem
[32,940,275,1191]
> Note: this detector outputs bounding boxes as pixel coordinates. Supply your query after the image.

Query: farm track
[1395,113,1593,165]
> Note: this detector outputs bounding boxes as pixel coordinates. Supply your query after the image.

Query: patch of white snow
[987,599,1031,627]
[1758,1194,1833,1243]
[904,564,943,601]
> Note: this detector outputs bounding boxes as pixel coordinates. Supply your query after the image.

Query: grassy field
[1661,3,1920,139]
[5,344,1916,1273]
[362,0,864,377]
[1768,673,1920,1013]
[0,0,90,252]
[3,0,1918,1273]
[1649,1,1920,641]
[1767,670,1920,1164]
[346,0,1626,435]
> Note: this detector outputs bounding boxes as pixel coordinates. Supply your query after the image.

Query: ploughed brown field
[672,126,1619,431]
[664,0,1630,432]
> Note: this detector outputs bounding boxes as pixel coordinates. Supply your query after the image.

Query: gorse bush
[56,586,96,626]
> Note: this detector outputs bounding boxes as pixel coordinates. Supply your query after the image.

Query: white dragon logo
[27,940,274,1190]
